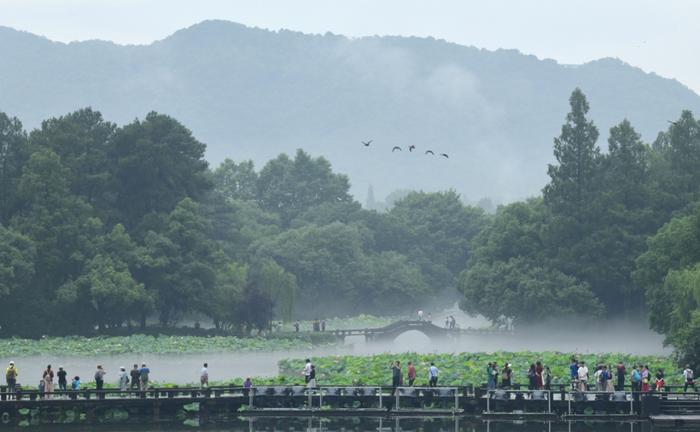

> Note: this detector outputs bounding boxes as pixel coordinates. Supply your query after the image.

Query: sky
[1,0,699,94]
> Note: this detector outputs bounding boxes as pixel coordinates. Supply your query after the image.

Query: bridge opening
[392,330,431,349]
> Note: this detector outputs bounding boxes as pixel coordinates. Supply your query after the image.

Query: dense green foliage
[634,203,700,364]
[278,352,680,386]
[460,89,700,330]
[0,109,485,337]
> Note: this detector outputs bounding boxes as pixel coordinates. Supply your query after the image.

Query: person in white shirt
[577,361,589,392]
[302,359,312,384]
[428,363,440,387]
[200,363,209,388]
[118,367,129,392]
[684,365,696,392]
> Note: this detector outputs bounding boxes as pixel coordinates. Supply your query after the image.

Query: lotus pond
[277,351,682,386]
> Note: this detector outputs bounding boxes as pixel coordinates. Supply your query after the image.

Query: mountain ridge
[1,20,698,202]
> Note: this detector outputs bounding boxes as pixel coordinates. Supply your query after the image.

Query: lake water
[0,314,670,387]
[19,418,666,431]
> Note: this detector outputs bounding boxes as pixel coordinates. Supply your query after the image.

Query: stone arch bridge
[328,320,512,342]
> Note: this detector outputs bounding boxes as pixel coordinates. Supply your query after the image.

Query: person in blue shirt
[631,365,642,394]
[139,363,150,391]
[71,376,80,390]
[569,358,579,389]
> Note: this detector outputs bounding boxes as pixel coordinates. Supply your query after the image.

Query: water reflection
[22,418,665,432]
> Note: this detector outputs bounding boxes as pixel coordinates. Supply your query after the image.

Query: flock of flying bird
[361,140,449,158]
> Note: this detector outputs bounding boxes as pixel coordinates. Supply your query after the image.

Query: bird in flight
[408,145,416,152]
[392,146,402,152]
[425,150,434,155]
[362,140,373,147]
[667,120,678,126]
[440,153,449,158]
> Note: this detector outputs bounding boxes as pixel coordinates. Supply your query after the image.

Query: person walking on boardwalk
[308,364,317,389]
[42,365,54,399]
[118,367,129,392]
[130,364,140,390]
[57,366,67,393]
[303,359,312,384]
[5,361,18,396]
[429,362,439,387]
[684,365,696,392]
[200,363,209,388]
[407,361,416,386]
[139,363,150,391]
[616,361,626,391]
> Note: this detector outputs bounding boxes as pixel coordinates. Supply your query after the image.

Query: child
[70,376,80,400]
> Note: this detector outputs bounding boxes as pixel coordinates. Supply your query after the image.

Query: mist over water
[0,308,669,386]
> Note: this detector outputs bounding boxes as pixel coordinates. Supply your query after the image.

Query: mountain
[2,20,699,202]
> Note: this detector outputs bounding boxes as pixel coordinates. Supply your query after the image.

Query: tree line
[459,89,700,362]
[0,110,485,337]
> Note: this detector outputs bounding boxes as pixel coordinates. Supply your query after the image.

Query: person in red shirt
[407,361,417,386]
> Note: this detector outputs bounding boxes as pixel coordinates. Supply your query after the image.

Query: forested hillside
[1,21,699,202]
[0,109,485,337]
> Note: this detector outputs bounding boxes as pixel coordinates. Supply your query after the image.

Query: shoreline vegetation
[0,334,335,358]
[0,315,402,358]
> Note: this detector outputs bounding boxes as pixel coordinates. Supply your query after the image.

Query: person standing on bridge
[417,310,423,321]
[57,366,68,393]
[391,361,402,394]
[616,361,626,391]
[42,365,54,399]
[577,361,589,392]
[407,361,416,386]
[130,364,140,391]
[118,367,129,392]
[684,365,696,392]
[501,363,512,389]
[429,362,439,387]
[139,363,150,391]
[200,363,209,388]
[6,361,18,397]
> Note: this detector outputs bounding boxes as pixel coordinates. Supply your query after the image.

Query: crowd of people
[3,361,159,398]
[483,357,699,394]
[4,356,698,398]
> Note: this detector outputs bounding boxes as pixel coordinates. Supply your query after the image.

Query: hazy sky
[2,0,699,94]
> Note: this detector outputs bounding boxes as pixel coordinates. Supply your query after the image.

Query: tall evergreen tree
[0,113,29,225]
[543,88,601,226]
